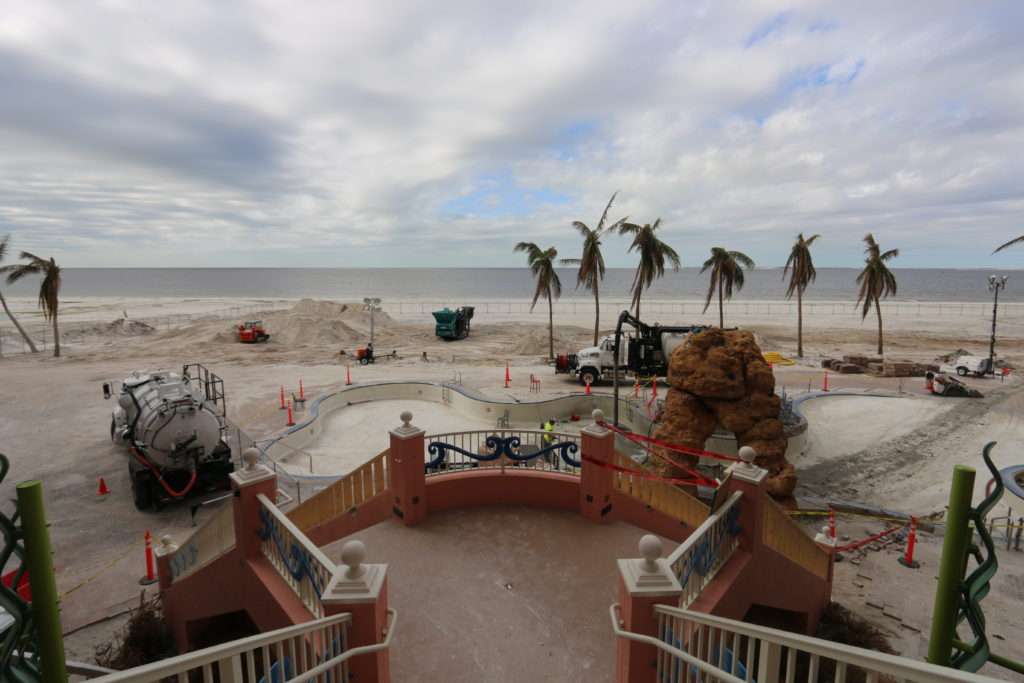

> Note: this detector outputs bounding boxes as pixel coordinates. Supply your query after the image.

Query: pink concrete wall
[425,470,580,513]
[303,492,393,548]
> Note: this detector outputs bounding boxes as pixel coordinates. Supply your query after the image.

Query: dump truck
[433,306,474,340]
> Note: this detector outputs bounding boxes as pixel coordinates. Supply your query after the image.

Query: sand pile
[84,319,157,337]
[509,326,590,356]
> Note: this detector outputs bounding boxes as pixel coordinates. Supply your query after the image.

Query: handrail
[666,491,742,566]
[290,608,398,683]
[609,604,743,683]
[89,613,353,681]
[651,605,1002,682]
[665,490,742,608]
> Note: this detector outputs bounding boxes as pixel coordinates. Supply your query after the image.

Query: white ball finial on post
[639,534,663,573]
[738,446,757,468]
[592,408,605,424]
[341,540,367,579]
[400,411,413,429]
[242,447,260,471]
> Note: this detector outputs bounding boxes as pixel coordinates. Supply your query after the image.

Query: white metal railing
[424,429,581,476]
[164,501,236,585]
[90,608,398,682]
[258,494,337,618]
[610,603,1000,683]
[666,491,743,609]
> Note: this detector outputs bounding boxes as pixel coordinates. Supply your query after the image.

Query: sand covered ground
[2,296,1024,677]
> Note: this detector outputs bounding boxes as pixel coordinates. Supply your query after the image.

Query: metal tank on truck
[103,363,234,511]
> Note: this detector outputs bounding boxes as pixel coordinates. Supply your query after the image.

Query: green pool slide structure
[928,442,1024,676]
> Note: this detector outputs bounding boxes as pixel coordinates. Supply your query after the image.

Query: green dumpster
[433,306,474,340]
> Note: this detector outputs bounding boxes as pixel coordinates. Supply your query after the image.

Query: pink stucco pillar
[388,411,426,526]
[580,409,615,523]
[230,449,279,559]
[718,446,769,553]
[615,535,682,683]
[323,540,391,683]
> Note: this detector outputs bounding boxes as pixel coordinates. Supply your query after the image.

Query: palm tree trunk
[875,297,883,356]
[52,312,60,358]
[797,287,804,357]
[0,290,39,353]
[547,290,554,360]
[718,278,724,328]
[593,279,600,346]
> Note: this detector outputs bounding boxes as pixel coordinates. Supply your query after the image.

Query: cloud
[0,1,1021,268]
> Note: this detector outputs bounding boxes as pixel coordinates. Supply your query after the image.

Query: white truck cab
[944,355,992,377]
[574,335,628,386]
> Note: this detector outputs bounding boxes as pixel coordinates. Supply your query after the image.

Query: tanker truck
[103,363,234,511]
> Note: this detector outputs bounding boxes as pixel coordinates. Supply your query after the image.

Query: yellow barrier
[287,449,389,532]
[762,352,795,366]
[612,453,709,529]
[762,498,830,579]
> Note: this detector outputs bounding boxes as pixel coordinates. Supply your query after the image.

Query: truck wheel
[132,473,154,511]
[956,367,968,377]
[580,369,599,387]
[360,357,369,365]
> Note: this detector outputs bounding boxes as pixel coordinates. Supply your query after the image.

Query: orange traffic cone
[505,364,511,388]
[345,365,352,386]
[296,379,306,403]
[279,385,287,409]
[286,400,296,427]
[585,379,591,396]
[140,530,158,585]
[898,517,920,568]
[97,477,111,499]
[823,370,830,392]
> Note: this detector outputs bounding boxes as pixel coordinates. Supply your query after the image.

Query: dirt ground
[3,297,1024,676]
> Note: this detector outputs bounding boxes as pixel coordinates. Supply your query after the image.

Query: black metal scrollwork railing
[425,431,581,476]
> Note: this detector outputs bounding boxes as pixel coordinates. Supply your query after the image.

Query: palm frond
[594,192,619,233]
[994,235,1024,253]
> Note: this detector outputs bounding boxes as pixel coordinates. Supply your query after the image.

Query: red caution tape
[833,524,907,553]
[599,420,742,463]
[582,454,718,488]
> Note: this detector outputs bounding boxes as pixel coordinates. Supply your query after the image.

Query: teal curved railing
[0,454,41,682]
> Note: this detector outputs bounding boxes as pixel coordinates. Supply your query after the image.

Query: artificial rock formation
[651,328,796,497]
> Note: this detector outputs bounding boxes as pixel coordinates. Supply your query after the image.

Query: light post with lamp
[988,275,1008,376]
[363,297,382,348]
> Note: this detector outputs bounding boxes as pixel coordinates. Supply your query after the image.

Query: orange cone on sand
[505,364,511,388]
[97,477,111,498]
[345,365,352,386]
[823,370,830,392]
[286,400,296,427]
[279,385,287,409]
[585,379,592,396]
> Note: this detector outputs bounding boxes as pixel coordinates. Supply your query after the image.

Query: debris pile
[652,328,796,498]
[820,356,937,377]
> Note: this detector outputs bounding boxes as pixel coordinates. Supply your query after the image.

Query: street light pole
[363,297,382,347]
[988,275,1008,375]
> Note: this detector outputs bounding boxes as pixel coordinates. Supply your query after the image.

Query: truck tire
[956,366,968,377]
[579,368,599,387]
[360,357,370,365]
[132,471,154,511]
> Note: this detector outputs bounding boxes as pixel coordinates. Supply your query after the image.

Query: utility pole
[363,297,382,348]
[988,275,1008,375]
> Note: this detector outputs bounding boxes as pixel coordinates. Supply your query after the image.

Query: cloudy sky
[1,1,1023,268]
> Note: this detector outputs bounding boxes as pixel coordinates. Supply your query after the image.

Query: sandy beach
[2,296,1024,677]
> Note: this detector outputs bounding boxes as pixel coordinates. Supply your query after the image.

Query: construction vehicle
[433,306,474,340]
[103,363,234,511]
[237,320,270,343]
[356,344,375,365]
[556,311,705,387]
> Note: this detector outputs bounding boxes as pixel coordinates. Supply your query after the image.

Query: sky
[0,1,1023,269]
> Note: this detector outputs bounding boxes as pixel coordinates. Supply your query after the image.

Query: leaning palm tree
[619,218,681,319]
[0,236,38,353]
[783,233,820,358]
[514,242,562,359]
[5,252,62,357]
[701,247,755,327]
[561,192,629,345]
[855,233,899,356]
[994,236,1024,253]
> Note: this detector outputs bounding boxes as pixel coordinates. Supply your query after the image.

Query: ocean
[4,267,1021,302]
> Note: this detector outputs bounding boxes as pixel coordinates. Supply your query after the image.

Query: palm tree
[0,236,38,353]
[994,236,1024,253]
[619,218,681,319]
[515,242,562,359]
[783,233,820,358]
[701,247,755,327]
[561,192,628,345]
[855,233,899,356]
[4,252,62,357]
